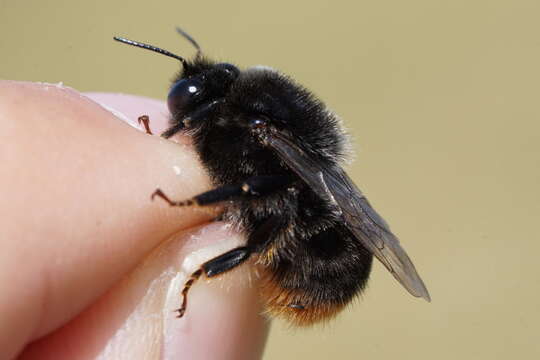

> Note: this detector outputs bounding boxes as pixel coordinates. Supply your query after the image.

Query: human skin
[0,81,268,359]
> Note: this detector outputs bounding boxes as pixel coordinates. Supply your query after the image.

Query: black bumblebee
[114,29,430,325]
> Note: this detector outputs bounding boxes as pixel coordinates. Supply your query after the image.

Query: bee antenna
[113,36,189,68]
[175,27,202,58]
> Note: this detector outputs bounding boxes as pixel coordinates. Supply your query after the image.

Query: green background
[2,0,539,358]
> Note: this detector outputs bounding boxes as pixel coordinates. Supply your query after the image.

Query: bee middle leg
[152,175,291,207]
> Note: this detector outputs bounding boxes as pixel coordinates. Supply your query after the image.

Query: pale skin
[0,81,268,359]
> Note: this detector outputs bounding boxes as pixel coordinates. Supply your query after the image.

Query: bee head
[113,29,240,132]
[167,61,240,122]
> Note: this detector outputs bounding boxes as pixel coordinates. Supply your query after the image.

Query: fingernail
[83,92,170,132]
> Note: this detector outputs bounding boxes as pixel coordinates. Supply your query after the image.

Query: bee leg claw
[176,308,185,318]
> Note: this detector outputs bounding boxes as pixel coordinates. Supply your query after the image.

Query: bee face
[166,61,240,129]
[114,30,430,326]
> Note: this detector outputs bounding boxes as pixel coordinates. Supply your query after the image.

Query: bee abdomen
[259,225,373,325]
[260,277,348,326]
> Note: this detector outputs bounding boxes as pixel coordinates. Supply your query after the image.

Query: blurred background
[2,0,539,358]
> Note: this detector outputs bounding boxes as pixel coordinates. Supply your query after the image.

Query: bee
[114,28,430,326]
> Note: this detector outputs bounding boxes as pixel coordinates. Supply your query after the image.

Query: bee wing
[266,132,431,301]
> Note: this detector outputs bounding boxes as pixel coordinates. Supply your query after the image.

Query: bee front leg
[177,246,252,318]
[152,175,291,207]
[137,115,153,135]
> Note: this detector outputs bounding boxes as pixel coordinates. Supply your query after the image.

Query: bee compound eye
[167,78,203,114]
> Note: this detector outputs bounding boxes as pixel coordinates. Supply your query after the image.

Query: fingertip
[0,82,213,353]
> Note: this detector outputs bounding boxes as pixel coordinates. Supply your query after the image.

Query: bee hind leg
[152,175,291,208]
[177,246,252,318]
